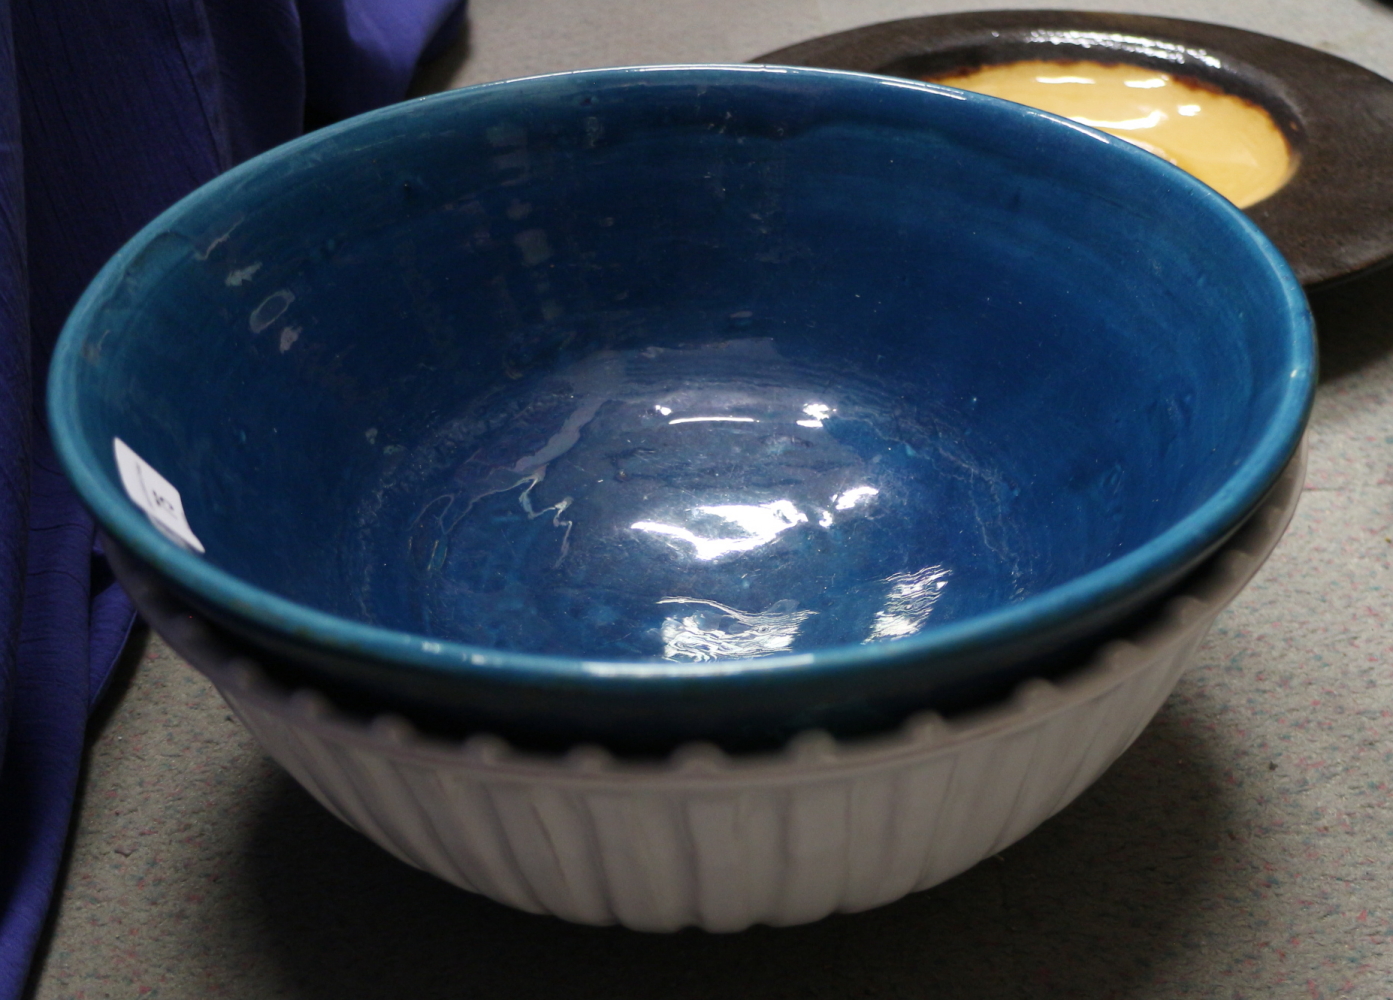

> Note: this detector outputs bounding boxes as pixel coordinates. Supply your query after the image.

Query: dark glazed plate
[755,10,1393,288]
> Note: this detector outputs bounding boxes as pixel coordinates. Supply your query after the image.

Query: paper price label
[113,438,206,553]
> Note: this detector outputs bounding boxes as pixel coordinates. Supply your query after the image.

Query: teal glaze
[49,66,1313,752]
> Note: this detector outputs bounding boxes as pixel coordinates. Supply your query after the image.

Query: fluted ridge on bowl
[218,616,1201,930]
[131,442,1304,931]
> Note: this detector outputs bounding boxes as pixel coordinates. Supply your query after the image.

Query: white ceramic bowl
[125,442,1304,932]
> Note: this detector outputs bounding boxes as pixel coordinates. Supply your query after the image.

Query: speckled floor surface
[29,1,1393,997]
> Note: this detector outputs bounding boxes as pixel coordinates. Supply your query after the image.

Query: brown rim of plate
[753,10,1393,289]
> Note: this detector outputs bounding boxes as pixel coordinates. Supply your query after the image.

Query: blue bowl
[49,66,1313,753]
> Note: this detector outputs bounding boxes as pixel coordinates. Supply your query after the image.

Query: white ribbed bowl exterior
[133,444,1304,932]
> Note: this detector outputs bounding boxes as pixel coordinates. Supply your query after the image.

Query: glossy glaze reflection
[929,60,1292,208]
[354,338,1022,661]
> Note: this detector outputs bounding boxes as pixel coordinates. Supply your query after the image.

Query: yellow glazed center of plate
[928,60,1292,208]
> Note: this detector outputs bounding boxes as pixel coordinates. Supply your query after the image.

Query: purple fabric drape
[0,1,464,994]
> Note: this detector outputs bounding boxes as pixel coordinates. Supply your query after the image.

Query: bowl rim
[47,63,1316,689]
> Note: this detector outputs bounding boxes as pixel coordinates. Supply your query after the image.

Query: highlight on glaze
[364,338,1022,662]
[657,597,817,661]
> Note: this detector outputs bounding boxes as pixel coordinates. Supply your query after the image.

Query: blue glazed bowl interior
[49,66,1311,746]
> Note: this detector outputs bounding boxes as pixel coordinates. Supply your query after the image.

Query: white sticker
[113,438,206,553]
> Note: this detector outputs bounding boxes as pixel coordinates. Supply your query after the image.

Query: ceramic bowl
[49,65,1313,754]
[755,10,1393,288]
[122,439,1305,931]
